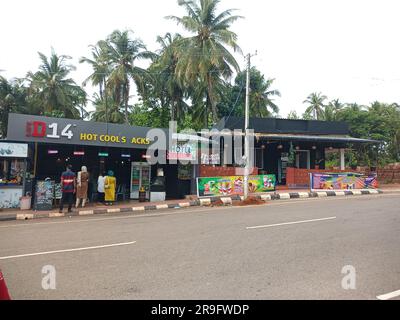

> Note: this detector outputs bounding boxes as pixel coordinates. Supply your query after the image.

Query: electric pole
[243,53,250,200]
[244,52,256,200]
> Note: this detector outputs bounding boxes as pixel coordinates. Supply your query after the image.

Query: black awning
[255,134,380,144]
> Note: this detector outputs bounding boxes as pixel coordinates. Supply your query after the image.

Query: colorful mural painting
[310,172,378,190]
[197,175,276,197]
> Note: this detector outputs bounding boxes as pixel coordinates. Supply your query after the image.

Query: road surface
[0,194,399,300]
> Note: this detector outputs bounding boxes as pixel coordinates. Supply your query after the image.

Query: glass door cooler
[130,162,151,200]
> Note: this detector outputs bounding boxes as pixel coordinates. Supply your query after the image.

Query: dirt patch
[233,196,266,206]
[211,199,225,207]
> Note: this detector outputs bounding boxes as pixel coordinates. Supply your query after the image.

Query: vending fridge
[130,162,151,200]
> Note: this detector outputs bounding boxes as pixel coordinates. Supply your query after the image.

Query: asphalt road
[0,194,399,300]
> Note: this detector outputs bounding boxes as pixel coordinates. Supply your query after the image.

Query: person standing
[104,170,116,205]
[97,171,106,203]
[59,164,76,213]
[76,166,89,208]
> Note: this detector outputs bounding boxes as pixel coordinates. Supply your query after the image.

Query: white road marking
[377,290,400,300]
[246,216,337,230]
[0,241,137,260]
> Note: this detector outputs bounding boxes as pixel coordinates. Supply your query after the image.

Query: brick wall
[286,167,352,188]
[199,166,258,177]
[355,166,400,184]
[374,169,400,184]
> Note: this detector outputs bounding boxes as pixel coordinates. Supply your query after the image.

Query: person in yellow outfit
[104,170,116,205]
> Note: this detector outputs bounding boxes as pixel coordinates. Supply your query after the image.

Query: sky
[1,0,400,117]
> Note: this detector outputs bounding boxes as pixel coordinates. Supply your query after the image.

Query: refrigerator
[130,162,151,200]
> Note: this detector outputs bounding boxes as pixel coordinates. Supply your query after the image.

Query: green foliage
[218,67,280,118]
[299,98,400,167]
[0,76,29,137]
[167,0,243,126]
[129,102,169,128]
[303,92,327,120]
[90,93,125,124]
[26,50,87,119]
[335,102,400,166]
[287,110,299,119]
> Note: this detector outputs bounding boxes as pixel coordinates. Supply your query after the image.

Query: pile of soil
[234,196,266,206]
[211,199,225,207]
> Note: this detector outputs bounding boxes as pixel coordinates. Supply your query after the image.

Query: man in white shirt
[97,172,106,204]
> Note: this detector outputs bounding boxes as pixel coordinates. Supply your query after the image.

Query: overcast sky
[1,0,400,117]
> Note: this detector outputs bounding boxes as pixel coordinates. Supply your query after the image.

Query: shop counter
[0,185,23,209]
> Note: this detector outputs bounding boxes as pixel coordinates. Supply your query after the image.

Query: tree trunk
[205,92,211,129]
[171,97,175,122]
[207,76,218,125]
[124,80,130,124]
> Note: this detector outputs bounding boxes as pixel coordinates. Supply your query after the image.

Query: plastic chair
[116,184,127,202]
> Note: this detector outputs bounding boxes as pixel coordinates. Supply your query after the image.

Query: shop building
[4,113,196,208]
[0,141,30,208]
[208,116,378,189]
[1,113,380,209]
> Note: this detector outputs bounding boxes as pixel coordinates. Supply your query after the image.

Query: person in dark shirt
[59,164,76,213]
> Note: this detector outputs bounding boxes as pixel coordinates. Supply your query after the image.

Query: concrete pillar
[340,148,345,170]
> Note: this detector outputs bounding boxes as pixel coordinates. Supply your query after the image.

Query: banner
[310,172,378,190]
[197,175,276,197]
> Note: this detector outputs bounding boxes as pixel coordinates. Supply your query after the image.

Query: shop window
[0,159,25,185]
[0,160,8,182]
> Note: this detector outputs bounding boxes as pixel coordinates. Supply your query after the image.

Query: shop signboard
[167,141,197,161]
[34,180,55,210]
[7,113,164,150]
[201,153,220,165]
[197,174,276,197]
[310,172,378,190]
[0,142,28,158]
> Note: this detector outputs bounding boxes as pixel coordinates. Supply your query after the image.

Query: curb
[0,189,386,222]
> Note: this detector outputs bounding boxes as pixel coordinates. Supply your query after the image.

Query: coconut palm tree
[234,67,280,118]
[167,0,243,126]
[98,30,154,124]
[26,50,87,119]
[323,98,343,121]
[148,33,188,122]
[303,92,327,120]
[90,93,124,124]
[79,45,110,100]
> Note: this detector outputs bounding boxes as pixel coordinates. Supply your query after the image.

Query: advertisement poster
[34,180,55,210]
[310,172,378,190]
[197,175,276,197]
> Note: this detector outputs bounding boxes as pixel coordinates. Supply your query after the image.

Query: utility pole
[244,52,256,200]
